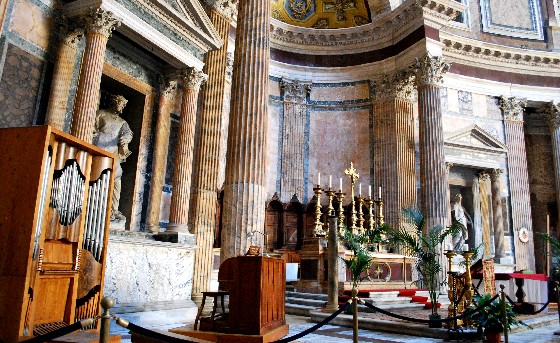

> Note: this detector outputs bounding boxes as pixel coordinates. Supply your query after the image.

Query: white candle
[329,175,332,188]
[339,178,342,191]
[359,183,362,196]
[445,243,452,251]
[463,243,469,252]
[378,187,382,199]
[369,185,372,198]
[318,173,321,186]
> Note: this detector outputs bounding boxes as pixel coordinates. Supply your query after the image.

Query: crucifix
[344,162,359,232]
[323,0,357,22]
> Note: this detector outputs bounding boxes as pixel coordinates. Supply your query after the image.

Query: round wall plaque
[518,227,529,243]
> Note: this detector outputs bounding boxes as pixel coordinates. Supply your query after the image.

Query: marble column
[479,172,493,258]
[542,102,560,219]
[146,78,178,233]
[165,68,207,240]
[45,17,83,130]
[70,8,120,143]
[280,79,311,203]
[189,0,236,299]
[413,54,451,231]
[221,0,270,260]
[372,71,416,231]
[500,96,534,271]
[489,168,506,260]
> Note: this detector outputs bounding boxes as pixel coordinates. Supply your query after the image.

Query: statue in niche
[93,94,133,226]
[451,193,469,251]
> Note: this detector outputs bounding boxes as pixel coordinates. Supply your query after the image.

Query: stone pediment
[445,125,507,153]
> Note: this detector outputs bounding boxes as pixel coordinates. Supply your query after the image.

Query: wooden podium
[0,126,115,342]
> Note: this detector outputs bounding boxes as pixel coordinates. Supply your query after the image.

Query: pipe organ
[0,126,115,341]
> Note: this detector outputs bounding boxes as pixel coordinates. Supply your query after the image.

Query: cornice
[441,32,560,77]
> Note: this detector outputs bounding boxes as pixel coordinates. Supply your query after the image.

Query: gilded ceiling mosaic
[271,0,371,29]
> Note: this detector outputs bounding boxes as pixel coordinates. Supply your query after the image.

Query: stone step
[286,303,317,316]
[286,297,326,308]
[286,291,328,301]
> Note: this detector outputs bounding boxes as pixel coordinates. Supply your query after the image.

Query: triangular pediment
[445,125,507,153]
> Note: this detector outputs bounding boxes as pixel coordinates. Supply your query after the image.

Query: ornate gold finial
[344,162,359,183]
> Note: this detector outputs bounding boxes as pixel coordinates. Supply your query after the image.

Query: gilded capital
[412,54,450,87]
[539,101,560,129]
[372,71,414,101]
[499,96,526,122]
[179,68,208,91]
[84,8,121,38]
[281,79,311,104]
[204,0,238,21]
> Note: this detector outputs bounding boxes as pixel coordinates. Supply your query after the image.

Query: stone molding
[412,54,450,87]
[281,79,311,104]
[499,96,526,122]
[372,71,415,101]
[83,7,121,38]
[203,0,238,21]
[539,101,560,129]
[179,68,208,90]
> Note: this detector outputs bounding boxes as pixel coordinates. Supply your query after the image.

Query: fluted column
[189,0,236,299]
[166,69,207,237]
[45,16,83,130]
[500,96,534,270]
[413,54,451,231]
[479,172,492,258]
[280,79,311,202]
[221,0,270,260]
[70,8,120,142]
[372,71,416,231]
[542,102,560,219]
[489,168,506,259]
[146,78,178,233]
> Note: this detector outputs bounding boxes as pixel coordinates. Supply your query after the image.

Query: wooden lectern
[218,256,286,335]
[0,126,115,342]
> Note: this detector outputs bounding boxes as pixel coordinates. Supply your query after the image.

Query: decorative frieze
[499,96,526,122]
[412,54,450,87]
[281,79,311,104]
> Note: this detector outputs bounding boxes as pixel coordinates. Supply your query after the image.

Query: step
[286,297,325,308]
[286,291,328,301]
[286,303,317,316]
[361,299,426,311]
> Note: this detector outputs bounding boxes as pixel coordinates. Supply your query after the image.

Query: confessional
[0,126,115,342]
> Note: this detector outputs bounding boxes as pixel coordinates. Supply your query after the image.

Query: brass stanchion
[352,288,358,343]
[99,296,115,343]
[500,284,508,343]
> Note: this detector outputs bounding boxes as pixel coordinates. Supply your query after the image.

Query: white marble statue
[93,94,133,225]
[451,193,469,251]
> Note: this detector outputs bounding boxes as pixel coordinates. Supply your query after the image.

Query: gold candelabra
[326,188,336,216]
[357,196,364,233]
[344,162,359,233]
[336,191,345,234]
[367,198,375,232]
[313,186,326,237]
[374,198,384,226]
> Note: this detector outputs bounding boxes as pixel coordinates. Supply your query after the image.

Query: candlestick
[336,191,345,234]
[463,243,469,252]
[359,183,362,196]
[378,186,381,199]
[313,186,325,237]
[326,188,336,217]
[367,197,375,233]
[357,196,364,233]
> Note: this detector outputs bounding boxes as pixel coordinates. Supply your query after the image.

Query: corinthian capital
[203,0,238,21]
[84,8,121,38]
[281,79,311,104]
[372,71,414,101]
[488,168,503,181]
[499,96,526,122]
[179,68,208,91]
[412,54,450,87]
[538,101,560,129]
[159,75,179,98]
[54,14,84,48]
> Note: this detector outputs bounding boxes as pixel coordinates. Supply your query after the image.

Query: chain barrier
[504,293,551,314]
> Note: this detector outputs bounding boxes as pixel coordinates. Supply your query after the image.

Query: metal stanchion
[500,285,508,343]
[556,281,560,325]
[352,289,358,343]
[99,296,115,343]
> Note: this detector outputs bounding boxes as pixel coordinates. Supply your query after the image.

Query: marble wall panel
[308,108,371,203]
[0,43,43,128]
[458,90,472,115]
[266,103,281,198]
[104,234,195,305]
[472,93,488,117]
[270,79,281,98]
[486,96,503,120]
[9,0,52,51]
[447,88,459,113]
[310,83,369,102]
[480,0,543,39]
[159,191,172,226]
[487,0,532,29]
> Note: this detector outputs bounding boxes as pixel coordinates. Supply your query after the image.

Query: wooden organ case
[0,126,115,341]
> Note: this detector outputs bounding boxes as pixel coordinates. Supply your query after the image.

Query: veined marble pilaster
[372,71,416,232]
[45,16,83,131]
[479,172,493,258]
[489,168,506,259]
[541,101,560,221]
[500,96,534,270]
[189,6,232,299]
[221,0,270,260]
[146,78,178,233]
[167,69,207,233]
[70,8,120,142]
[280,79,311,203]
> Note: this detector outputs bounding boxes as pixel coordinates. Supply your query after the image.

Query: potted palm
[386,207,459,328]
[468,294,529,343]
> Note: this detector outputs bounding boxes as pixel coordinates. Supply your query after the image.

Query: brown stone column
[413,54,451,231]
[280,79,310,202]
[542,102,560,220]
[500,96,534,270]
[165,69,207,240]
[146,78,178,233]
[372,71,416,230]
[221,0,270,260]
[479,172,493,258]
[45,17,83,130]
[489,168,506,260]
[189,0,236,299]
[70,8,120,142]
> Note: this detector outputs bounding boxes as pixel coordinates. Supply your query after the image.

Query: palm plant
[468,293,529,336]
[386,207,459,318]
[340,228,373,290]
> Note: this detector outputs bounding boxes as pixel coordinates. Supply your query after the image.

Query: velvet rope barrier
[504,294,551,314]
[21,318,95,343]
[271,301,351,343]
[359,293,500,324]
[115,318,201,343]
